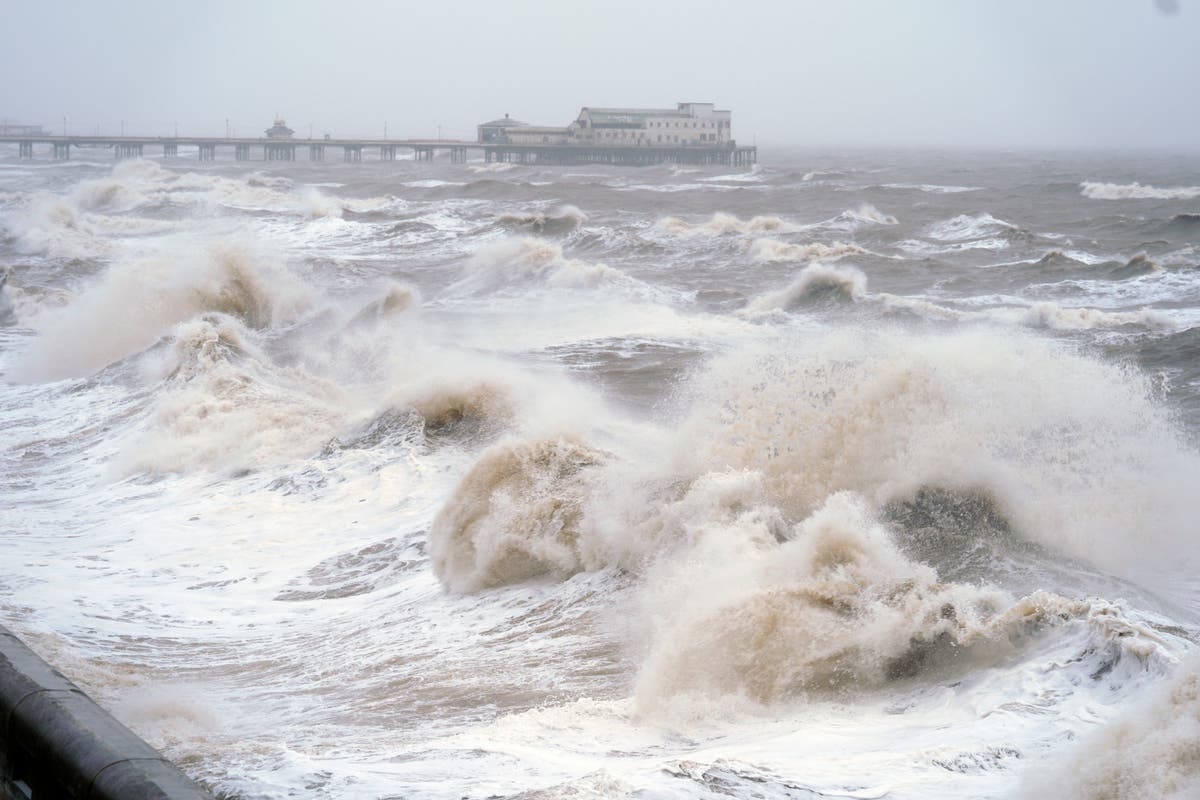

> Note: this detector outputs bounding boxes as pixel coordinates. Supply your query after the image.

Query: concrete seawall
[0,627,212,799]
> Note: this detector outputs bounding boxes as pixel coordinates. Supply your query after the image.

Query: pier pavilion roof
[479,115,529,128]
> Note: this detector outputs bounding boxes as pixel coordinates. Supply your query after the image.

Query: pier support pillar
[235,144,250,161]
[344,145,362,163]
[309,144,324,161]
[18,141,33,159]
[164,142,178,157]
[266,143,295,161]
[198,144,216,161]
[450,146,467,164]
[380,144,396,161]
[53,142,70,160]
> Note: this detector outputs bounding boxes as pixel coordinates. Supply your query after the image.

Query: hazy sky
[2,0,1197,149]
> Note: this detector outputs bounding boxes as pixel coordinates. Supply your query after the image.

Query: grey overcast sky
[1,0,1196,149]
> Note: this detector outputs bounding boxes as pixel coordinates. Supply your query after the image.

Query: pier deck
[0,135,755,167]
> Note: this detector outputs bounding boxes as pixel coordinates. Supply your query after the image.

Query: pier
[0,134,755,167]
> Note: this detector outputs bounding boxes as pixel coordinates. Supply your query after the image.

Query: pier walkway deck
[0,135,756,167]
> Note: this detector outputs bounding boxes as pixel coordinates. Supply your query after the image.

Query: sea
[1,144,1199,799]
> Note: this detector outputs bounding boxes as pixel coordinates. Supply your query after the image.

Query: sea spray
[453,237,627,292]
[9,238,311,381]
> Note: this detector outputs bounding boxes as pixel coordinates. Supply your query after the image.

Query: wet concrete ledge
[0,626,212,799]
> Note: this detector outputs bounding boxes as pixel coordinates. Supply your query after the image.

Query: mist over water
[2,145,1200,799]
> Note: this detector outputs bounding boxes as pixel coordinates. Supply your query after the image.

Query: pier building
[571,103,732,147]
[265,118,295,139]
[477,114,528,143]
[474,101,750,165]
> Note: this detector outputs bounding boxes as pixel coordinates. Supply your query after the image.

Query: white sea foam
[1021,655,1200,799]
[468,162,518,173]
[896,237,1010,255]
[881,182,981,193]
[700,165,765,183]
[1,161,388,262]
[403,179,467,188]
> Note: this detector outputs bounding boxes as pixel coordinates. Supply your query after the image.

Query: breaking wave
[110,316,345,476]
[1082,181,1200,201]
[496,205,587,235]
[880,182,980,194]
[743,263,868,312]
[454,238,626,291]
[9,240,311,381]
[430,436,611,592]
[428,326,1200,719]
[824,204,898,230]
[664,329,1200,578]
[635,491,1173,711]
[748,238,867,262]
[394,379,515,440]
[636,492,1009,704]
[656,213,790,236]
[927,213,1018,241]
[1019,302,1178,332]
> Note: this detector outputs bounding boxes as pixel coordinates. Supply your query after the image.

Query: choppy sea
[2,145,1199,799]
